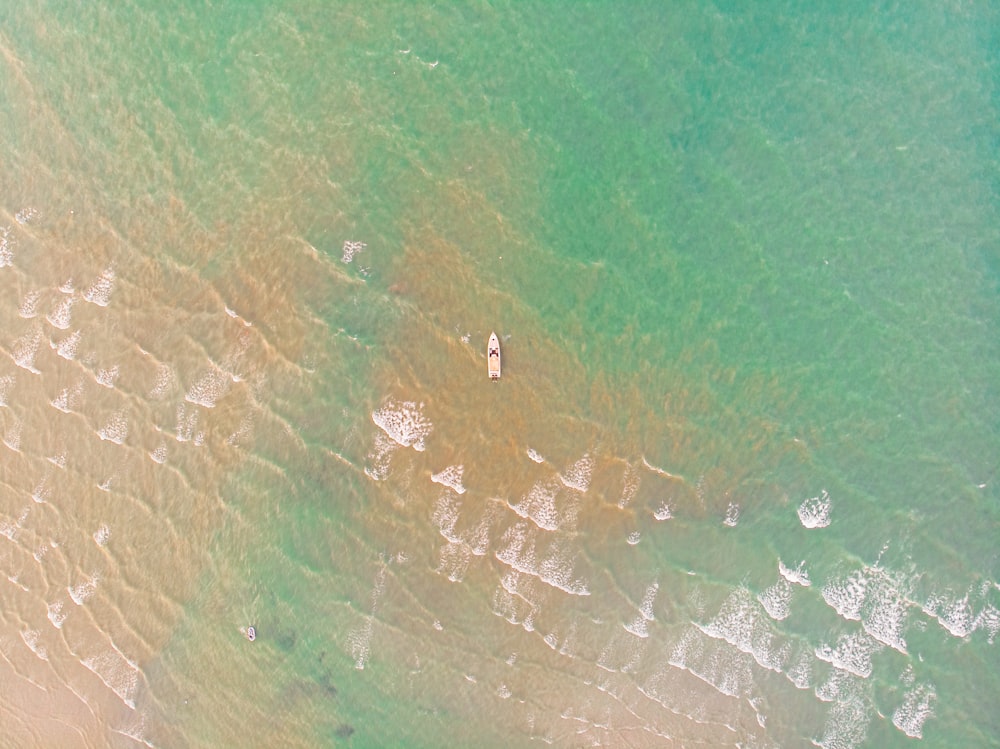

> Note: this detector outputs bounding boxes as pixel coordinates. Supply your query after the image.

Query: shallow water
[1,2,998,747]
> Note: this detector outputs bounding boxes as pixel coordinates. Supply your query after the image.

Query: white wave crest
[98,410,129,444]
[46,296,74,330]
[822,565,909,653]
[0,225,13,267]
[94,524,111,547]
[97,365,120,388]
[798,489,831,528]
[372,399,432,451]
[559,454,593,492]
[83,266,115,306]
[53,329,81,360]
[47,601,67,629]
[0,374,11,408]
[815,630,881,678]
[69,573,100,605]
[81,649,139,708]
[185,368,230,408]
[758,578,793,621]
[778,559,811,587]
[19,290,40,318]
[431,464,465,494]
[892,681,936,738]
[13,327,42,373]
[341,240,366,264]
[509,480,562,531]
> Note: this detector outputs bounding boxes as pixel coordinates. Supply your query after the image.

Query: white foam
[31,475,50,503]
[785,648,813,689]
[47,601,67,629]
[491,581,537,632]
[46,296,74,330]
[371,399,432,451]
[97,365,119,388]
[149,441,167,464]
[668,625,755,698]
[922,586,998,640]
[0,506,29,541]
[53,329,81,360]
[814,665,859,703]
[81,649,138,709]
[341,240,367,264]
[4,417,22,452]
[13,327,42,373]
[98,409,129,444]
[51,388,72,413]
[0,225,13,267]
[626,531,641,545]
[758,578,793,621]
[623,615,650,639]
[94,524,110,547]
[892,680,935,738]
[467,504,499,556]
[431,464,465,494]
[19,290,40,318]
[494,523,589,596]
[822,569,867,621]
[618,465,640,508]
[149,364,174,398]
[185,368,229,408]
[15,207,39,224]
[363,432,395,481]
[814,630,881,678]
[69,573,100,605]
[814,690,871,749]
[226,412,255,446]
[509,480,562,531]
[638,582,658,621]
[224,306,253,327]
[652,502,673,520]
[558,454,593,492]
[83,266,115,307]
[20,629,48,660]
[822,565,909,653]
[723,501,740,526]
[59,278,75,294]
[112,716,155,749]
[436,540,471,582]
[698,587,788,674]
[798,489,831,528]
[779,559,812,587]
[174,402,198,442]
[0,375,12,408]
[431,494,461,542]
[640,456,683,480]
[527,447,545,463]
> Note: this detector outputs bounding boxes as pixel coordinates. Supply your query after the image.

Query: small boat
[487,332,501,380]
[247,626,256,642]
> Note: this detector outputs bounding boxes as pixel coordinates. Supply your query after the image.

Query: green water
[0,1,997,747]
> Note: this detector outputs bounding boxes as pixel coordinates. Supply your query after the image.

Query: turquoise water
[0,2,997,747]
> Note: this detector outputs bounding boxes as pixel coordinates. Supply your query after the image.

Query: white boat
[487,332,501,380]
[247,626,256,642]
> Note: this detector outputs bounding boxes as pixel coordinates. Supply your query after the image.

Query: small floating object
[487,332,501,380]
[247,626,256,642]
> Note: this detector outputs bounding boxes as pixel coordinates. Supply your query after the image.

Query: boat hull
[487,332,501,380]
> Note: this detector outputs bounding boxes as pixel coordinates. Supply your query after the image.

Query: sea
[1,2,998,747]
